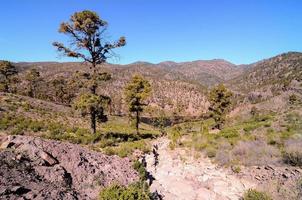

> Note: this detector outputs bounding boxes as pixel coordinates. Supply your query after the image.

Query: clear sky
[0,0,301,65]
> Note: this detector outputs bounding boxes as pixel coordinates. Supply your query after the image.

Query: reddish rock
[0,135,139,200]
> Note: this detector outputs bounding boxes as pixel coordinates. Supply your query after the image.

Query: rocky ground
[1,135,301,200]
[0,135,139,200]
[145,138,302,200]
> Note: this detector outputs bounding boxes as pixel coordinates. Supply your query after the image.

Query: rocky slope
[0,135,139,200]
[145,138,255,200]
[228,52,302,94]
[145,138,302,200]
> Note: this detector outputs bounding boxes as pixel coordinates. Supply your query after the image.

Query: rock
[0,135,139,200]
[254,175,262,181]
[0,140,14,149]
[39,151,58,166]
[16,154,23,160]
[35,165,72,187]
[282,173,289,179]
[10,186,31,195]
[145,138,255,200]
[264,165,274,171]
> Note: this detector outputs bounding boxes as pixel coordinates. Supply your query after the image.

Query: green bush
[133,160,147,181]
[99,184,125,200]
[29,120,45,132]
[243,189,272,200]
[232,165,241,173]
[103,140,150,158]
[220,128,239,139]
[99,183,150,200]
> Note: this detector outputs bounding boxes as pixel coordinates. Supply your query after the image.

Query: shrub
[99,183,151,200]
[133,160,147,181]
[283,139,302,166]
[104,140,150,158]
[99,184,125,200]
[232,165,241,173]
[243,189,272,200]
[168,126,182,149]
[29,120,45,132]
[220,128,239,139]
[232,141,281,166]
[250,106,259,117]
[289,94,300,105]
[206,147,216,158]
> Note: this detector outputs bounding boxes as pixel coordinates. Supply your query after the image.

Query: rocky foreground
[145,138,302,200]
[0,135,139,200]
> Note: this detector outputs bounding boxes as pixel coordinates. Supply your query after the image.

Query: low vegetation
[167,109,302,167]
[99,183,151,200]
[243,189,272,200]
[0,106,160,158]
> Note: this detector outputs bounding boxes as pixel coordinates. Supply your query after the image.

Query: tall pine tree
[124,75,151,134]
[0,61,18,93]
[209,84,233,129]
[53,10,126,134]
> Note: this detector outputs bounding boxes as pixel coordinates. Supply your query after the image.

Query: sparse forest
[0,4,302,200]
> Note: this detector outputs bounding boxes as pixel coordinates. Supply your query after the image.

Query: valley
[1,52,302,199]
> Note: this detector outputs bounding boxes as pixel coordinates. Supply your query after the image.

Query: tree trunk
[136,110,140,135]
[4,83,9,93]
[90,63,97,134]
[90,107,96,134]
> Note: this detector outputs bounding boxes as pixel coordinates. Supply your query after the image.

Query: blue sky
[0,0,301,65]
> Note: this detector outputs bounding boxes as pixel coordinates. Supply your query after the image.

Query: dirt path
[145,138,255,200]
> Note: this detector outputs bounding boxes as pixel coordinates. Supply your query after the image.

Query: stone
[0,140,14,149]
[264,165,274,171]
[282,173,289,179]
[145,138,255,200]
[39,151,58,166]
[254,175,262,181]
[0,135,139,200]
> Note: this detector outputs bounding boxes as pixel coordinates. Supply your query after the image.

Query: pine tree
[0,61,18,92]
[208,84,233,129]
[25,68,41,98]
[124,75,151,134]
[53,10,125,134]
[73,93,111,131]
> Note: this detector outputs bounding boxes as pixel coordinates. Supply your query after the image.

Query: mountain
[13,52,301,116]
[228,52,302,94]
[156,59,244,86]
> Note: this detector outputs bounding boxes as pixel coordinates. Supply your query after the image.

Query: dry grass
[231,140,281,166]
[283,139,302,166]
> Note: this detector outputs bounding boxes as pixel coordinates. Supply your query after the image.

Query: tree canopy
[0,61,18,92]
[208,84,233,129]
[53,10,126,67]
[124,75,151,134]
[25,68,41,98]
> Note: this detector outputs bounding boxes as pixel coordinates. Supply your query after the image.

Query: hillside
[228,52,302,94]
[13,52,302,117]
[14,60,220,117]
[157,59,244,86]
[1,52,302,200]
